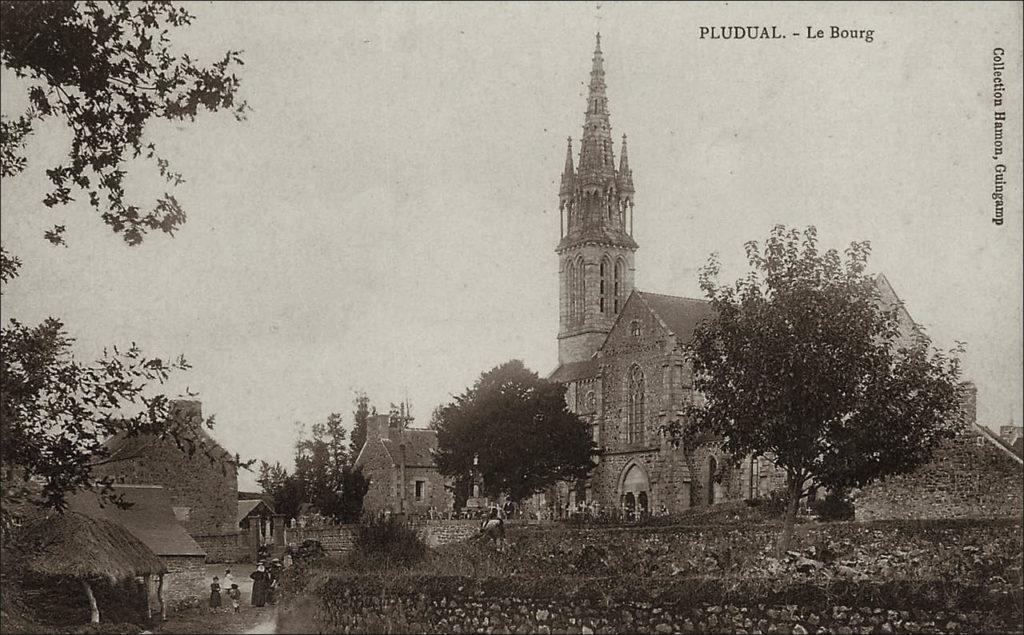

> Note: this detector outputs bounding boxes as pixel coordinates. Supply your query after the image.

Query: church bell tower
[557,34,638,365]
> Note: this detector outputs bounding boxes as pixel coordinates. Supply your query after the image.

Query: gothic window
[626,365,645,445]
[599,256,610,314]
[567,260,577,323]
[630,320,641,338]
[614,258,624,313]
[575,257,586,324]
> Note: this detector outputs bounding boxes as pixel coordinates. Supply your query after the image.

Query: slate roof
[237,499,274,525]
[635,291,714,343]
[548,359,600,383]
[380,428,439,468]
[68,485,206,558]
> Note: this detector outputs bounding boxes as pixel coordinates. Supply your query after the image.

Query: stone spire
[578,33,614,177]
[556,33,637,253]
[618,133,634,193]
[560,137,575,197]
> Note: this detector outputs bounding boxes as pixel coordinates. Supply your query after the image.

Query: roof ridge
[636,289,708,303]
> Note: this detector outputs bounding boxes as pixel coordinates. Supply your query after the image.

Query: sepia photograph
[0,2,1021,633]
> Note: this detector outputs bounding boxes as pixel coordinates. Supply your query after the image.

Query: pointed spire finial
[563,137,574,175]
[595,32,602,53]
[619,133,629,171]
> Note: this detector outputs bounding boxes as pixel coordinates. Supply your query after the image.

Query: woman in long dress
[250,564,269,607]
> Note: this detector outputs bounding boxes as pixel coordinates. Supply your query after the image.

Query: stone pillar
[273,514,286,547]
[249,521,261,561]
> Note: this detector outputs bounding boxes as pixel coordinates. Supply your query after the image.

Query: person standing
[209,576,222,610]
[250,563,269,607]
[227,584,241,613]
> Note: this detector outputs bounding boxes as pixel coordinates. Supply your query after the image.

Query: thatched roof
[18,512,167,584]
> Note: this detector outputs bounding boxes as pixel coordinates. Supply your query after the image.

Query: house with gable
[354,413,452,517]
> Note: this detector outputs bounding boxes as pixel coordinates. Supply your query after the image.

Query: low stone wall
[284,577,1020,634]
[286,526,357,554]
[193,532,250,563]
[284,519,479,556]
[856,431,1024,521]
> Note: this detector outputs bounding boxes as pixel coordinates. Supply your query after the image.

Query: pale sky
[2,2,1021,491]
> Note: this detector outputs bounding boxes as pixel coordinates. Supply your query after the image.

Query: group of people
[207,569,241,613]
[208,559,287,613]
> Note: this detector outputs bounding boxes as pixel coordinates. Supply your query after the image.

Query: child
[227,583,241,613]
[209,576,222,610]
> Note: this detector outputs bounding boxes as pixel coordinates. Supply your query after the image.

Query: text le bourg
[700,26,875,43]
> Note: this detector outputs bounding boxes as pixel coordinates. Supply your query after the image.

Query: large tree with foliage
[0,0,246,527]
[433,360,596,503]
[684,225,964,551]
[260,413,368,524]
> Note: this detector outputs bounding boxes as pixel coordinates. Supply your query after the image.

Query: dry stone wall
[856,430,1023,521]
[284,519,479,556]
[293,577,1019,634]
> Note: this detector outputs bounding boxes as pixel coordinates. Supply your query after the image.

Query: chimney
[367,414,390,441]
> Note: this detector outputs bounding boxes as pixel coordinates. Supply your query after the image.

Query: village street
[150,564,277,634]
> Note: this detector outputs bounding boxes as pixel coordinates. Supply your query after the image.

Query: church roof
[549,359,600,383]
[635,291,714,343]
[68,485,206,558]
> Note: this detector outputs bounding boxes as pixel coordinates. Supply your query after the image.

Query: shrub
[758,490,790,519]
[351,515,426,568]
[811,489,855,522]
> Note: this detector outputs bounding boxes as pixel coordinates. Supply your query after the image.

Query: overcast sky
[2,2,1021,491]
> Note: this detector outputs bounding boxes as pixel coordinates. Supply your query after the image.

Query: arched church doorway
[620,462,651,520]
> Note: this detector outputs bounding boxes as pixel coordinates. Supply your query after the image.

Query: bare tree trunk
[776,477,803,556]
[81,580,99,624]
[157,574,166,621]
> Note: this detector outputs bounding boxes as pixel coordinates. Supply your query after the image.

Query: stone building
[69,484,207,610]
[546,35,946,517]
[92,399,241,560]
[354,413,452,516]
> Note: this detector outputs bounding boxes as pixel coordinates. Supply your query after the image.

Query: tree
[0,0,247,247]
[0,0,247,524]
[257,461,304,523]
[684,225,964,552]
[433,360,596,503]
[348,391,373,457]
[262,413,368,524]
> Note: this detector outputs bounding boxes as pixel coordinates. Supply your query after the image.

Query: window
[599,256,610,314]
[415,480,425,500]
[626,365,645,444]
[708,457,717,505]
[568,256,586,325]
[614,258,624,312]
[630,320,641,338]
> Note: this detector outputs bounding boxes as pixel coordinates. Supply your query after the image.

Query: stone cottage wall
[94,400,239,539]
[148,555,206,612]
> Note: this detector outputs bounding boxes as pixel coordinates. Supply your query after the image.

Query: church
[547,34,770,516]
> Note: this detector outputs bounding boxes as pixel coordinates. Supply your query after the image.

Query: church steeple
[556,34,639,366]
